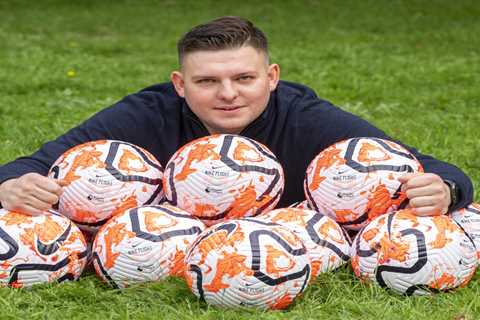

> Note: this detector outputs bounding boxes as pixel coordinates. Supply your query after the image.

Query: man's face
[171,46,280,135]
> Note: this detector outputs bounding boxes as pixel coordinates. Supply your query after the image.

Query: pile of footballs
[0,135,478,310]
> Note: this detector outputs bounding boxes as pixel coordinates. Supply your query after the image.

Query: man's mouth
[215,105,243,111]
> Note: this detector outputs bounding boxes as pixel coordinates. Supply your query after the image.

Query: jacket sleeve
[302,99,474,212]
[345,107,472,211]
[0,93,160,186]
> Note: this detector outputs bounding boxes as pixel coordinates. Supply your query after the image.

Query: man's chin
[206,125,244,135]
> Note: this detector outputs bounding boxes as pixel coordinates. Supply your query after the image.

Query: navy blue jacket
[0,81,473,210]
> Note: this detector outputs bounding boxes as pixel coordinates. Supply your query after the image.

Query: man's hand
[0,173,65,215]
[398,173,451,216]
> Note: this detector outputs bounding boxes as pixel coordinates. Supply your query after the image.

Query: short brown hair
[177,16,269,65]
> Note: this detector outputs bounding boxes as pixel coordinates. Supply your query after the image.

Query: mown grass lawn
[0,1,479,319]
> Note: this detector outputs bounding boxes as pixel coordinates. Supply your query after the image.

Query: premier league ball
[0,209,89,288]
[257,208,351,279]
[451,203,480,259]
[289,200,311,210]
[305,137,423,230]
[184,218,311,309]
[48,140,164,235]
[163,134,284,226]
[92,204,205,288]
[351,209,477,295]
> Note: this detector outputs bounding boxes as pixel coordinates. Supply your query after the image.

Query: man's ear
[267,63,280,92]
[170,71,185,98]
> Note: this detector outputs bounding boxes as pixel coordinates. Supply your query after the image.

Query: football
[184,218,311,309]
[289,200,311,209]
[351,209,477,295]
[163,134,284,226]
[304,137,423,230]
[0,209,89,288]
[92,203,205,288]
[48,140,164,234]
[451,203,480,259]
[257,207,351,278]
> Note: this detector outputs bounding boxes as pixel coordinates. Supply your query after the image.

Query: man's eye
[238,76,254,81]
[197,79,216,84]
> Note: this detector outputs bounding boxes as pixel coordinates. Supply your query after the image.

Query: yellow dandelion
[67,70,76,77]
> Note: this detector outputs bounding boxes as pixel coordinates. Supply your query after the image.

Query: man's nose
[217,80,238,101]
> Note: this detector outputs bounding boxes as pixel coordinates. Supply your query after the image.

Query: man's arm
[295,93,474,215]
[0,173,65,215]
[0,91,164,214]
[335,106,473,214]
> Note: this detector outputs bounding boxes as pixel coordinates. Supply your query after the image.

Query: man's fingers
[408,193,448,216]
[8,202,46,216]
[19,179,60,205]
[402,176,435,190]
[410,206,443,216]
[33,178,64,196]
[30,186,60,205]
[18,204,44,216]
[405,185,445,199]
[23,197,53,212]
[398,173,416,183]
[399,173,422,192]
[0,173,64,216]
[408,196,438,208]
[57,179,69,187]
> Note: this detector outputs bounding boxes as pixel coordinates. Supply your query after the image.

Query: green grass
[0,0,479,319]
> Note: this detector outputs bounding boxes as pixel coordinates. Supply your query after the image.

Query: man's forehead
[181,46,269,74]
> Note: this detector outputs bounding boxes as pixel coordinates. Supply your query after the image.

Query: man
[0,16,473,217]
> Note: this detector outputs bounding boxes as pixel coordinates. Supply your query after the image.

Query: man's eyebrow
[191,75,217,80]
[191,71,258,79]
[235,71,258,77]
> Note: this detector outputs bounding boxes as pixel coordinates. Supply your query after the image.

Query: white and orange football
[257,208,351,279]
[451,203,480,260]
[163,134,284,226]
[304,137,423,230]
[0,209,88,288]
[92,203,205,288]
[48,140,164,234]
[184,218,311,309]
[351,209,477,295]
[289,200,311,210]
